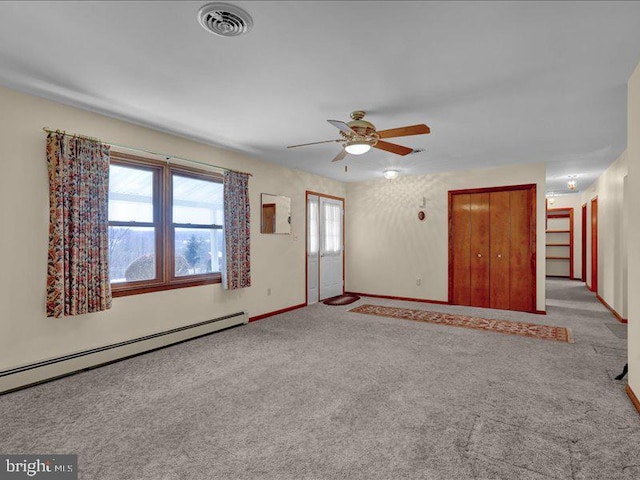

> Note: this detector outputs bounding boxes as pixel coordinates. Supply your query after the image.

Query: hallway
[538,277,636,477]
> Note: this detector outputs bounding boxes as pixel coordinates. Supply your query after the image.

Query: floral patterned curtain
[46,133,111,318]
[222,171,251,289]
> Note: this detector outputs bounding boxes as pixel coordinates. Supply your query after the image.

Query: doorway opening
[545,207,574,279]
[306,192,345,304]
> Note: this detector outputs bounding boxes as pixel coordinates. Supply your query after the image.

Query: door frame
[581,203,587,282]
[546,207,574,279]
[590,196,598,293]
[448,183,537,311]
[305,191,345,305]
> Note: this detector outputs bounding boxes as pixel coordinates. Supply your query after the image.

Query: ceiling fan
[286,110,430,162]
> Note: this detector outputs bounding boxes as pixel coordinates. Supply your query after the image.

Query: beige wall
[345,162,547,311]
[628,62,640,395]
[581,152,628,318]
[547,193,583,280]
[0,85,345,371]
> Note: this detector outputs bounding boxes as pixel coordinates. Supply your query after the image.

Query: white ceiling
[1,1,639,192]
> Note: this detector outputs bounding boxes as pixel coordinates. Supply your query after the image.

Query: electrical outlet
[416,279,422,286]
[267,288,271,296]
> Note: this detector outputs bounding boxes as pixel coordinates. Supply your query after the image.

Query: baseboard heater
[0,311,248,395]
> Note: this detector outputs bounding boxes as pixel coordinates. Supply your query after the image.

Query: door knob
[477,253,482,258]
[497,254,502,258]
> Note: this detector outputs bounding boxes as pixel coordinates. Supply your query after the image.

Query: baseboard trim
[546,275,581,282]
[596,294,628,324]
[535,310,547,315]
[249,303,306,322]
[345,292,449,305]
[626,385,640,416]
[0,312,248,395]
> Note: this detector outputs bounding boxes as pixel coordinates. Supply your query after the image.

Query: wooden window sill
[112,275,221,297]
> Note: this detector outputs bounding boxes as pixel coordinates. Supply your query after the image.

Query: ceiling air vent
[197,3,253,37]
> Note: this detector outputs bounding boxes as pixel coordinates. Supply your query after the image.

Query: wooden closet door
[490,191,511,309]
[470,193,490,307]
[509,189,534,311]
[451,194,471,305]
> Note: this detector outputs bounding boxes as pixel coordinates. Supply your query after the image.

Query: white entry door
[319,197,344,300]
[307,194,344,303]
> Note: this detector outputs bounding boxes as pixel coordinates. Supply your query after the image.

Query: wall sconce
[383,169,399,180]
[567,175,578,191]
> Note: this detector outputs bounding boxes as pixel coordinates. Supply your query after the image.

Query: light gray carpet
[1,279,638,479]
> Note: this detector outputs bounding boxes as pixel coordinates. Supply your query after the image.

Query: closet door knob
[477,253,482,258]
[497,254,502,258]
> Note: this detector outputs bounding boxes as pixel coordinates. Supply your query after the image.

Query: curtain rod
[42,127,253,177]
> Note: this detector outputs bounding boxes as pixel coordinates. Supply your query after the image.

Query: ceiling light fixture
[546,192,556,205]
[383,169,399,180]
[567,175,578,191]
[344,139,372,155]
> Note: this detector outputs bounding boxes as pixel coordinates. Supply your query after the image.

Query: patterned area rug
[323,294,361,306]
[349,304,573,343]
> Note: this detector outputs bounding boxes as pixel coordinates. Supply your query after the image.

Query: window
[108,153,223,296]
[308,198,319,254]
[321,201,342,255]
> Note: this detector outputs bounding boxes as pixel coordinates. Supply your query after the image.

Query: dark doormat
[323,294,361,306]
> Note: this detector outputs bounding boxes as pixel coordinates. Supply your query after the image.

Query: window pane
[172,174,223,225]
[308,199,319,254]
[322,203,342,255]
[174,228,222,276]
[109,226,156,283]
[109,165,154,223]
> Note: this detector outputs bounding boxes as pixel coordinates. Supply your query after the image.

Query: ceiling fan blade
[374,140,414,156]
[327,120,356,136]
[331,149,348,162]
[287,139,340,148]
[377,124,431,139]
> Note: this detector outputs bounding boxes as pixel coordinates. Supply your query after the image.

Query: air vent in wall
[197,3,253,37]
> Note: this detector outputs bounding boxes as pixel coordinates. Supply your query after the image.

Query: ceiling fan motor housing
[345,111,378,144]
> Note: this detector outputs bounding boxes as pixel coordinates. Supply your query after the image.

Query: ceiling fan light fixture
[567,175,578,191]
[344,140,372,155]
[383,169,399,180]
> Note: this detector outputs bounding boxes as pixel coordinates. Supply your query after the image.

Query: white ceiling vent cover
[197,3,253,37]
